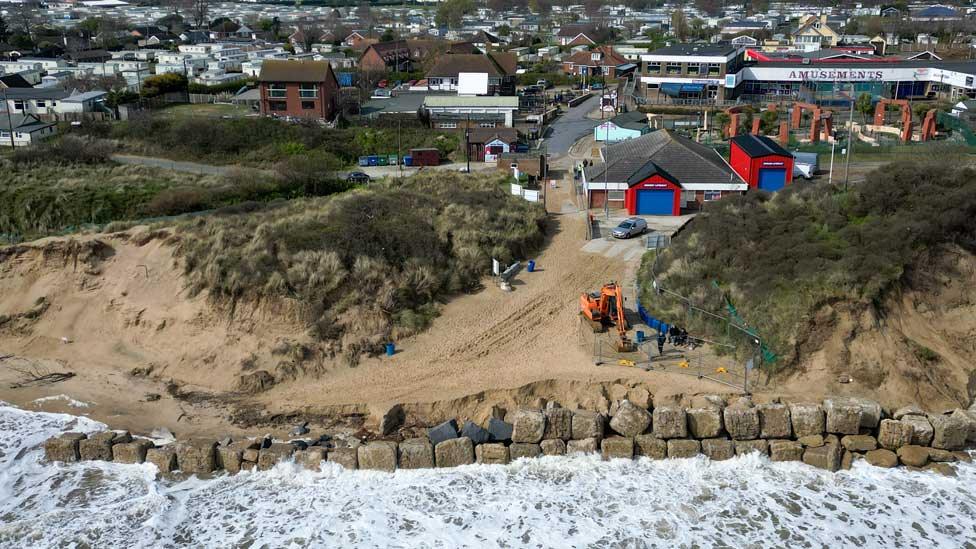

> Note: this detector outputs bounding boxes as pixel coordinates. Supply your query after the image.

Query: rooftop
[423,95,519,108]
[258,59,335,83]
[731,134,791,158]
[648,44,739,57]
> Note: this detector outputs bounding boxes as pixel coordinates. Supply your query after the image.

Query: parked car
[346,172,371,184]
[611,218,648,239]
[590,83,604,91]
[372,88,392,98]
[536,79,552,89]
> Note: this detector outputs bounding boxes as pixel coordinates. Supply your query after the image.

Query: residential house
[426,52,517,95]
[423,95,520,129]
[557,24,597,46]
[258,59,340,121]
[562,46,628,78]
[793,14,840,49]
[912,6,962,21]
[0,114,57,147]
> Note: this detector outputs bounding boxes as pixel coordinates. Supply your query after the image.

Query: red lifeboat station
[729,134,795,192]
[622,161,683,216]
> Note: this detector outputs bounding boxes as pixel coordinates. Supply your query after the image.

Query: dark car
[346,172,371,184]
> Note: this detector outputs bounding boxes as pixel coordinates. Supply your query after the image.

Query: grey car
[611,218,648,239]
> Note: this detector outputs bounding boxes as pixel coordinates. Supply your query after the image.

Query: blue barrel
[403,155,413,166]
[338,72,355,87]
[385,343,395,356]
[636,330,645,343]
[368,155,379,166]
[527,260,535,272]
[358,156,369,167]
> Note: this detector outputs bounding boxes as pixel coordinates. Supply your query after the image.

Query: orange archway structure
[874,98,913,142]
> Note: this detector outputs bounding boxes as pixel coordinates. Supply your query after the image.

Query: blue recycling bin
[635,330,645,343]
[385,343,395,356]
[527,260,536,272]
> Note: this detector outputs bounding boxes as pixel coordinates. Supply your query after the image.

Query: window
[707,64,721,76]
[37,100,46,108]
[12,100,24,111]
[646,62,661,74]
[301,100,315,110]
[666,62,681,74]
[299,83,318,98]
[268,101,287,112]
[267,83,286,98]
[608,190,626,201]
[478,122,496,128]
[687,64,700,75]
[704,191,722,201]
[439,122,457,129]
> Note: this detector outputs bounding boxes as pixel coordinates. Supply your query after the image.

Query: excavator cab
[579,282,636,352]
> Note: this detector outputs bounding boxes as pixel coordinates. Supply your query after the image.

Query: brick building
[562,46,628,78]
[258,60,339,120]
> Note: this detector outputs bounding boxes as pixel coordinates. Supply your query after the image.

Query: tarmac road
[543,95,603,156]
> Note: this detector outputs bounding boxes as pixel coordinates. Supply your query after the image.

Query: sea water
[1,402,974,548]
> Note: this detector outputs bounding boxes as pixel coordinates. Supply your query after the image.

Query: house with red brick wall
[562,45,628,78]
[258,59,339,121]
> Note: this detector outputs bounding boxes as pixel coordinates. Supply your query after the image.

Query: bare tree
[184,0,210,29]
[293,22,324,52]
[9,2,43,43]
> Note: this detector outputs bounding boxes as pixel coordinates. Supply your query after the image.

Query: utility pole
[397,116,402,182]
[844,82,854,190]
[603,117,610,220]
[465,112,471,173]
[2,88,14,148]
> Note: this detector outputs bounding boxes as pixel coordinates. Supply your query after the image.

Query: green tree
[0,15,7,42]
[141,73,188,97]
[713,111,731,136]
[760,109,778,134]
[435,0,474,30]
[671,9,689,41]
[497,24,511,37]
[855,92,874,123]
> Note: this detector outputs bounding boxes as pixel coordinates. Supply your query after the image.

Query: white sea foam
[31,394,93,409]
[0,402,974,548]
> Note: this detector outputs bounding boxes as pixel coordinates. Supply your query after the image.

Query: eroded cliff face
[782,245,976,411]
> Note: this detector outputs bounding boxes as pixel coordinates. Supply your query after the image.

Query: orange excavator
[580,282,636,352]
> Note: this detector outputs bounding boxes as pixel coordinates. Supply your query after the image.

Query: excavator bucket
[616,337,636,353]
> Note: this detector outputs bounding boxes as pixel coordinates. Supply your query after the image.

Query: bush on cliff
[638,159,976,368]
[172,171,547,363]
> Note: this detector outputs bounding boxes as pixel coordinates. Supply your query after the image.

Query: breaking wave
[1,403,974,548]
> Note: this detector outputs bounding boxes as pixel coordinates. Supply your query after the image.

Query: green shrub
[638,159,976,369]
[173,172,547,362]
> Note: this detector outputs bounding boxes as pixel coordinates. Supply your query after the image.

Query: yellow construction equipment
[580,282,636,352]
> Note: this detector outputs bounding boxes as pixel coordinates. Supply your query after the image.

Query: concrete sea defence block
[427,420,459,447]
[823,399,862,435]
[653,406,687,439]
[328,447,359,470]
[175,439,217,474]
[701,438,734,461]
[509,443,542,460]
[687,408,723,439]
[634,434,668,459]
[666,439,700,458]
[113,440,154,464]
[461,421,491,445]
[146,447,177,473]
[849,397,882,429]
[724,406,760,441]
[865,448,898,468]
[893,405,925,420]
[757,403,792,439]
[878,419,913,450]
[802,443,841,472]
[487,417,514,442]
[511,410,546,444]
[79,432,116,461]
[540,439,566,456]
[44,433,86,463]
[571,411,605,440]
[543,408,574,441]
[398,438,435,469]
[609,400,651,437]
[841,435,878,452]
[258,443,295,471]
[896,445,930,467]
[788,403,825,438]
[475,443,510,465]
[901,415,934,446]
[601,436,634,460]
[930,413,968,450]
[295,448,327,470]
[734,439,768,456]
[566,437,599,454]
[358,441,398,472]
[435,437,474,467]
[769,440,804,462]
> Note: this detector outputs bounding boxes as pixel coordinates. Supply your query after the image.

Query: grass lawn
[158,103,254,120]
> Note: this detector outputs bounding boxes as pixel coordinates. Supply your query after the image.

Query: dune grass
[172,171,547,363]
[638,159,976,369]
